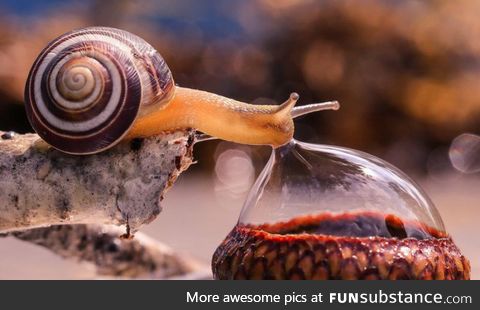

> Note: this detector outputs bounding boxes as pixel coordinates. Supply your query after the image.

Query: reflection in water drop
[449,133,480,173]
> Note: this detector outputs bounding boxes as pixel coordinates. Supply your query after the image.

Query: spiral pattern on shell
[25,27,174,154]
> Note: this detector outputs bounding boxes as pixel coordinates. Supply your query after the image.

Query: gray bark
[10,224,208,279]
[0,130,195,234]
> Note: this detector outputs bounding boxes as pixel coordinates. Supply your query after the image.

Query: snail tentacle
[292,100,340,119]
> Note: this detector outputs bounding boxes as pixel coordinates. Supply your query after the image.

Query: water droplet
[239,139,444,236]
[449,133,480,173]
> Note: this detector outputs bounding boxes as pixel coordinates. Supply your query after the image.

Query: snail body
[25,27,336,155]
[127,87,297,146]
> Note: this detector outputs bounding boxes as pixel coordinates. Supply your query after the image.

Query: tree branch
[0,130,194,234]
[9,224,209,279]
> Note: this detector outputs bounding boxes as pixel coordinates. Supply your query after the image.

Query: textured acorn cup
[212,212,470,280]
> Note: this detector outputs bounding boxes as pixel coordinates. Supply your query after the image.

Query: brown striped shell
[25,27,174,155]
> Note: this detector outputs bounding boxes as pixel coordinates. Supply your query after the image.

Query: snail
[25,26,338,155]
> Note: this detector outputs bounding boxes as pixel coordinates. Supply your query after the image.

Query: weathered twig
[9,224,208,279]
[0,130,194,234]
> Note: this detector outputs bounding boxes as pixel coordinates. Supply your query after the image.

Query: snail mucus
[24,27,469,280]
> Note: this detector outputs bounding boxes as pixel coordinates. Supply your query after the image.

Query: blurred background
[0,0,478,279]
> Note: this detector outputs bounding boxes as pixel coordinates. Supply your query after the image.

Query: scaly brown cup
[212,212,470,280]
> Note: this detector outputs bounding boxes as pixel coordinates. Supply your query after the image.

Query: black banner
[0,280,477,310]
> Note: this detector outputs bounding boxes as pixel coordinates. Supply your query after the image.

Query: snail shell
[25,27,174,154]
